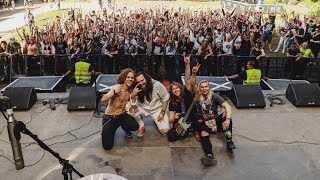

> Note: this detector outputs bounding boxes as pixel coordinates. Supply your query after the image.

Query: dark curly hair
[136,72,153,103]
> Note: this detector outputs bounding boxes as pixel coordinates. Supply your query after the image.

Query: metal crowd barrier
[0,54,319,84]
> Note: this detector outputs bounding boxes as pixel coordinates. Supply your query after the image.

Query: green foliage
[12,9,79,43]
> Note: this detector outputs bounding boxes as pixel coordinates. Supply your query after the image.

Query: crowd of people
[1,4,319,167]
[0,6,320,82]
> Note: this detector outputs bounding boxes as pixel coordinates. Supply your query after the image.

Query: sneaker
[226,141,236,150]
[274,49,279,52]
[137,126,145,137]
[194,131,201,141]
[124,130,133,139]
[281,50,285,53]
[201,154,217,166]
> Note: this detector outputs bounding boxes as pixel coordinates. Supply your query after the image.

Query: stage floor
[0,91,320,180]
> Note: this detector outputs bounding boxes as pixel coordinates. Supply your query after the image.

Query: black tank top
[252,48,262,57]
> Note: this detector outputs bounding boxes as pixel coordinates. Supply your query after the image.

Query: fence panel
[0,54,319,84]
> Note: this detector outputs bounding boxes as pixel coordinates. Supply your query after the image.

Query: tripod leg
[69,172,73,180]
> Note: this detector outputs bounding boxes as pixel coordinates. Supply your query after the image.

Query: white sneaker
[281,51,285,53]
[274,49,279,52]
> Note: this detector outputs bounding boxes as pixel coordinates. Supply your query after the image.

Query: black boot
[226,141,236,150]
[201,154,217,166]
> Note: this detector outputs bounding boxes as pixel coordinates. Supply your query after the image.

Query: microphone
[7,108,25,170]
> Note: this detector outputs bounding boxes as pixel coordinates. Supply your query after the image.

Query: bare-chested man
[100,68,139,150]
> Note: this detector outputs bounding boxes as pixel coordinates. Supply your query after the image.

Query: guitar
[173,93,201,137]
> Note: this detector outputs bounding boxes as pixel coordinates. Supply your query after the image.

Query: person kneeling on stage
[224,60,267,85]
[192,79,236,166]
[167,55,199,142]
[64,53,101,86]
[100,68,139,150]
[129,72,170,137]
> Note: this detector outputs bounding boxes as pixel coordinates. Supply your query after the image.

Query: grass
[12,9,80,42]
[265,0,320,16]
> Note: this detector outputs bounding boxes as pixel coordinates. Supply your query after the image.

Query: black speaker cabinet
[67,87,97,111]
[3,87,37,110]
[286,83,320,107]
[230,84,266,108]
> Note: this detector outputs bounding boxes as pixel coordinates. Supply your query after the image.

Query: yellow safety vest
[74,61,91,84]
[244,69,261,84]
[299,47,311,58]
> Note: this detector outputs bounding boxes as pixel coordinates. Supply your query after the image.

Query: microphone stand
[93,67,104,118]
[14,121,84,180]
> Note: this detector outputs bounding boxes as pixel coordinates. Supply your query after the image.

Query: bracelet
[161,110,166,114]
[113,89,117,95]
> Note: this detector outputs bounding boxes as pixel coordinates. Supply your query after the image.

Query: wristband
[161,110,166,114]
[113,89,117,95]
[129,94,137,106]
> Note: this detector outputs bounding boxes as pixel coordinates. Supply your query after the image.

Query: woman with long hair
[310,27,320,57]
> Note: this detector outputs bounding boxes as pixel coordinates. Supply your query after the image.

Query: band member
[100,68,139,150]
[191,67,236,166]
[129,72,170,137]
[167,55,199,142]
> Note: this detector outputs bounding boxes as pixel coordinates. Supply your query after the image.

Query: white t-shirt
[279,18,287,28]
[223,39,234,55]
[189,30,195,43]
[193,36,204,50]
[214,30,223,44]
[135,81,170,113]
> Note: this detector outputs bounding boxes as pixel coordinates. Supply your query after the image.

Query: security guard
[225,61,265,84]
[64,53,101,86]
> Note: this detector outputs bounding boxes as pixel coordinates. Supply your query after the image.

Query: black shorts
[263,34,273,43]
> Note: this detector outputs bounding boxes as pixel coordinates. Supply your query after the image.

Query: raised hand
[192,63,201,75]
[183,54,191,64]
[131,83,142,97]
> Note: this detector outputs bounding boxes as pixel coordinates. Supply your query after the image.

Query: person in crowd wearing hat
[64,53,102,86]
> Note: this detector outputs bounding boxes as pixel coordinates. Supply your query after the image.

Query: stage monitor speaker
[286,83,320,107]
[67,87,97,111]
[3,87,37,110]
[230,84,266,108]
